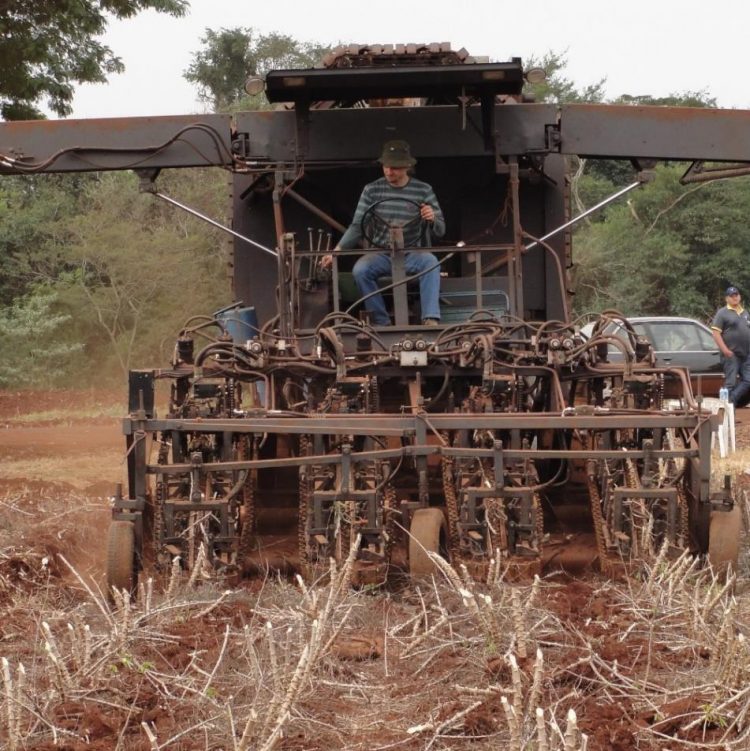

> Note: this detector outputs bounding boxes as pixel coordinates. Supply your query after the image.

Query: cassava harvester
[0,43,745,591]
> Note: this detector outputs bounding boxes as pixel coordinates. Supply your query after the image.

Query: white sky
[68,0,749,119]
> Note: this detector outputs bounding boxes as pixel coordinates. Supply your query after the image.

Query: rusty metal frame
[680,160,750,184]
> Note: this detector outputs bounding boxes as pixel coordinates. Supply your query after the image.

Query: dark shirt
[711,305,750,357]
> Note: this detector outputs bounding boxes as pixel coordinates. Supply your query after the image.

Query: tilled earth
[0,390,749,750]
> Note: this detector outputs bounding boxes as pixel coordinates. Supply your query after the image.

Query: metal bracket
[231,131,250,159]
[135,168,161,193]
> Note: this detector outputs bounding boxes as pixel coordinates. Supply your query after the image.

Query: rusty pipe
[284,186,347,233]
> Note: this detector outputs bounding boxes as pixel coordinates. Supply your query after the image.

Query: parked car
[582,316,723,396]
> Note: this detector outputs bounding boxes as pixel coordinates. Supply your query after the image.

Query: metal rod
[153,191,278,257]
[284,186,347,233]
[524,180,642,251]
[272,170,286,248]
[147,443,697,475]
[509,158,524,317]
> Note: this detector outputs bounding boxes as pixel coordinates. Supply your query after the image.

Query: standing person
[321,140,445,325]
[711,285,750,405]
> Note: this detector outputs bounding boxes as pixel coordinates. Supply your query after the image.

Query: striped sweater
[338,177,445,249]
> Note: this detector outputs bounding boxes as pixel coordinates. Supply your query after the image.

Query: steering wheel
[360,197,426,249]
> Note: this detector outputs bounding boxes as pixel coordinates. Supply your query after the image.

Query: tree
[0,287,82,387]
[184,27,330,111]
[0,0,187,120]
[572,164,750,320]
[0,173,96,303]
[55,169,231,377]
[0,167,232,385]
[615,91,717,109]
[523,50,606,104]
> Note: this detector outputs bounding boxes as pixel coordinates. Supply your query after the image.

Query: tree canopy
[0,0,188,120]
[523,51,607,104]
[184,27,330,111]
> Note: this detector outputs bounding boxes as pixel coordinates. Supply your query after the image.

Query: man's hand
[320,248,338,269]
[712,329,734,359]
[420,203,435,222]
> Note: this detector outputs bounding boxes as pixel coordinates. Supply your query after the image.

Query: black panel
[235,104,557,164]
[265,62,524,103]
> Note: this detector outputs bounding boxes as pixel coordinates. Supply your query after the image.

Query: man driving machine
[321,140,445,325]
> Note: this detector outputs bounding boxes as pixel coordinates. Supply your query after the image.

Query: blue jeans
[723,352,750,405]
[352,250,441,325]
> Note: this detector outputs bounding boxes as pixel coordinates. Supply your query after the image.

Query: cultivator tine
[298,436,394,585]
[585,428,691,577]
[441,437,543,580]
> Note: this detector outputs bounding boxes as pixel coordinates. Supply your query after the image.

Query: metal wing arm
[558,103,750,163]
[0,114,235,174]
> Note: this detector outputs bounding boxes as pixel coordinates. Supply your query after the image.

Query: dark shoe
[423,318,439,326]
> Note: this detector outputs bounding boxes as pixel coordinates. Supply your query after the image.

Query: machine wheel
[409,507,448,576]
[708,505,742,577]
[106,520,137,599]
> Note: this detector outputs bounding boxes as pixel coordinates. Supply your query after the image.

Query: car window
[696,326,716,350]
[648,322,712,351]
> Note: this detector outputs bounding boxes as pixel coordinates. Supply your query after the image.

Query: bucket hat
[378,140,416,167]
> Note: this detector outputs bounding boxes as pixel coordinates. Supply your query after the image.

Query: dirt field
[1,390,749,750]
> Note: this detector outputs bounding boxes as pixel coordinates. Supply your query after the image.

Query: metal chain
[383,482,397,563]
[587,471,608,562]
[298,434,313,579]
[533,491,544,551]
[583,433,609,562]
[237,435,257,565]
[676,485,690,549]
[153,436,169,567]
[440,432,461,560]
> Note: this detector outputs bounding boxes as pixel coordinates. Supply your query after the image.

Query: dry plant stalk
[400,613,448,658]
[563,708,581,750]
[535,707,549,751]
[427,552,508,651]
[138,577,154,614]
[165,555,182,599]
[237,535,361,751]
[187,542,208,588]
[529,647,544,712]
[507,653,524,718]
[510,587,527,658]
[2,657,25,751]
[141,720,159,750]
[42,621,72,696]
[500,695,522,750]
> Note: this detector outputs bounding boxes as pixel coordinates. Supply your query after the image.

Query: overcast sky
[68,0,749,119]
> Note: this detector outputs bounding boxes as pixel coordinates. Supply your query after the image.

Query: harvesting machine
[0,43,745,588]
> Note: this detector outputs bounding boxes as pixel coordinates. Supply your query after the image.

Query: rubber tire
[106,520,137,599]
[408,507,447,576]
[708,505,741,578]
